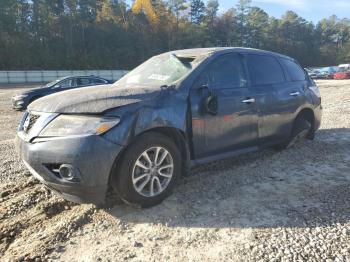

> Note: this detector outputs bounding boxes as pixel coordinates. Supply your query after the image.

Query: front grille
[24,113,40,133]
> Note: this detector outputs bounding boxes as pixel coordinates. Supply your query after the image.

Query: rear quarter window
[280,58,306,81]
[93,78,107,84]
[246,55,285,85]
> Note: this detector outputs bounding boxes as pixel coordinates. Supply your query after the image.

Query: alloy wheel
[132,146,174,197]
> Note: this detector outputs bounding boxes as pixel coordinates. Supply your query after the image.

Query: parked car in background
[12,76,113,110]
[316,66,340,79]
[16,47,322,207]
[339,64,350,71]
[305,68,320,79]
[333,68,350,80]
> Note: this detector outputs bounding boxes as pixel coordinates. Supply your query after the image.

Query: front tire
[111,132,181,207]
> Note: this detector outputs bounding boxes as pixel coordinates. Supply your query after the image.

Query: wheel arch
[136,127,191,176]
[145,127,191,174]
[108,126,191,187]
[295,107,315,127]
[294,107,315,139]
[106,126,190,205]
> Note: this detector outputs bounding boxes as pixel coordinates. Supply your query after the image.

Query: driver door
[189,53,259,159]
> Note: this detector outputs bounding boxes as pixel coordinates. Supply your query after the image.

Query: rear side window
[199,53,248,89]
[77,78,92,86]
[281,58,306,81]
[247,55,285,85]
[93,78,107,84]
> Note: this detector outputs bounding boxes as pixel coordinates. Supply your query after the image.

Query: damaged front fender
[103,89,189,146]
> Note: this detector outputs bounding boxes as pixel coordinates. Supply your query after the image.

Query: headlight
[39,115,120,137]
[13,94,28,100]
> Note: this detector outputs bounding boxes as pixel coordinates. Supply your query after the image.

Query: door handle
[242,98,255,104]
[289,92,300,96]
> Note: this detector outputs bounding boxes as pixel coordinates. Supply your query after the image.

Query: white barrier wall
[0,70,129,84]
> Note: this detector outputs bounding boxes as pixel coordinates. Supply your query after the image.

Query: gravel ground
[0,80,349,261]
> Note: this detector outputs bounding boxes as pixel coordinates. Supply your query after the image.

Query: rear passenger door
[76,77,93,87]
[246,54,299,146]
[277,58,309,130]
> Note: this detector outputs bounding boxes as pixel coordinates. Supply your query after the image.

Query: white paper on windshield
[148,74,170,81]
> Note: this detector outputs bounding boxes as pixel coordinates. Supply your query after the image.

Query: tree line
[0,0,349,70]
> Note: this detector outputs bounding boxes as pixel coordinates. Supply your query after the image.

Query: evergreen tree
[236,0,251,46]
[205,0,219,43]
[246,7,268,48]
[1,0,350,70]
[190,0,205,25]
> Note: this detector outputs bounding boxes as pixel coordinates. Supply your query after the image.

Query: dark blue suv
[16,48,322,207]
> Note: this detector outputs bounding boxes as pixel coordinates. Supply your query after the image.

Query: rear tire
[273,115,313,150]
[111,132,181,207]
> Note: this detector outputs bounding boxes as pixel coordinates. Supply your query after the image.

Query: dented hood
[28,84,162,114]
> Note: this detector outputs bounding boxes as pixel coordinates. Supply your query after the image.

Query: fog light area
[59,164,75,181]
[45,163,81,182]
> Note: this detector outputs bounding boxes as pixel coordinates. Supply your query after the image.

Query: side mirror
[203,92,218,115]
[197,84,218,115]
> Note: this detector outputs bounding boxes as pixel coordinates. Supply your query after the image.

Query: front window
[44,78,62,88]
[114,53,205,88]
[54,79,76,89]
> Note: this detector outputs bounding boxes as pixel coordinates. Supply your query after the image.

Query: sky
[217,0,350,23]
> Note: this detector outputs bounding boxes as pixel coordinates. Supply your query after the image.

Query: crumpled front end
[16,111,123,204]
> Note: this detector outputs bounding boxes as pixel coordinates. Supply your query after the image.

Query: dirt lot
[0,80,350,261]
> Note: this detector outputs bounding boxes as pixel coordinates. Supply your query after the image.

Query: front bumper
[15,133,123,204]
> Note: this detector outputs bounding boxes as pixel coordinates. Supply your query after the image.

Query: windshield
[113,53,205,88]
